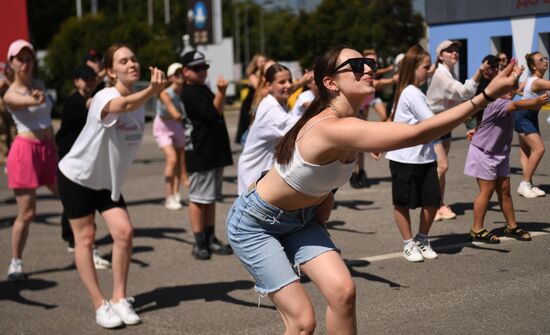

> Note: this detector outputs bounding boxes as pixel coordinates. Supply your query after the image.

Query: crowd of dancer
[0,36,548,332]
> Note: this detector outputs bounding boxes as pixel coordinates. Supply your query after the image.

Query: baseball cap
[7,39,35,60]
[435,40,461,56]
[167,62,183,77]
[84,48,102,63]
[73,65,97,81]
[181,51,208,67]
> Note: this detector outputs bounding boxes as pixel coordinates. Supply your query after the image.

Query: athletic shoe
[403,242,423,262]
[93,249,111,270]
[192,244,211,260]
[415,240,438,260]
[7,259,25,282]
[96,300,124,329]
[173,192,182,204]
[517,183,538,199]
[110,297,141,325]
[165,195,182,210]
[434,205,456,221]
[531,185,546,197]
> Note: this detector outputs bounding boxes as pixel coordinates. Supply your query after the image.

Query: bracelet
[469,98,479,109]
[482,89,496,102]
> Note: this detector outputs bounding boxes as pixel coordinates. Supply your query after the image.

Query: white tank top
[7,95,53,133]
[521,75,543,101]
[274,116,355,197]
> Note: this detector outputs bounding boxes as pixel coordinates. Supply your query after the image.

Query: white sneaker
[7,259,24,281]
[165,195,182,210]
[517,183,538,199]
[403,242,424,262]
[96,300,124,328]
[415,240,438,260]
[173,192,181,204]
[531,185,546,197]
[111,297,141,325]
[93,249,111,270]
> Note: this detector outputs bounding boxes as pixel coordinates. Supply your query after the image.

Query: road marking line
[358,230,550,263]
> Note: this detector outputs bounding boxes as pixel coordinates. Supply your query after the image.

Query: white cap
[167,62,183,77]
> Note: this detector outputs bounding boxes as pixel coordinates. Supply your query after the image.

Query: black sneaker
[192,244,211,260]
[358,169,369,188]
[208,237,233,255]
[349,173,362,188]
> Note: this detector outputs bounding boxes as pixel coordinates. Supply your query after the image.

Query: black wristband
[482,89,496,102]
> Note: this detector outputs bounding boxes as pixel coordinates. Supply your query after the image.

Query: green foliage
[44,12,179,101]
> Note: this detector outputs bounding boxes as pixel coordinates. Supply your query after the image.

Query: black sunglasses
[332,57,377,75]
[189,64,210,71]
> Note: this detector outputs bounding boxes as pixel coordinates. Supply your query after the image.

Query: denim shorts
[464,144,509,180]
[226,189,337,295]
[514,110,540,135]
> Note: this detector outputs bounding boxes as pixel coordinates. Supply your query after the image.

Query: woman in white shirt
[237,63,299,194]
[386,45,440,262]
[58,44,166,329]
[426,40,482,221]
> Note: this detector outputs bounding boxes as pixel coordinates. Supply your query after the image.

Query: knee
[328,278,356,310]
[293,313,316,335]
[17,209,35,224]
[75,227,96,248]
[112,224,134,245]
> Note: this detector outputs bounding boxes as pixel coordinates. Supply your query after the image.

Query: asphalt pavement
[1,109,549,334]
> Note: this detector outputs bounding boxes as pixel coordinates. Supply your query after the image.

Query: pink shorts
[6,136,58,189]
[152,116,186,148]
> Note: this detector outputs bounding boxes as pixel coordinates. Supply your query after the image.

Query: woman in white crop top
[226,46,522,334]
[3,39,58,283]
[514,52,550,198]
[58,44,166,328]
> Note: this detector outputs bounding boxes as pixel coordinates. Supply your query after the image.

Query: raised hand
[217,76,228,94]
[484,59,522,99]
[30,89,45,105]
[149,66,167,93]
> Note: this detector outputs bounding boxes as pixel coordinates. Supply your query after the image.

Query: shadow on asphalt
[299,259,405,289]
[132,280,274,314]
[326,220,376,235]
[0,211,61,230]
[0,278,58,309]
[450,201,528,217]
[363,176,392,187]
[333,200,377,211]
[223,175,237,184]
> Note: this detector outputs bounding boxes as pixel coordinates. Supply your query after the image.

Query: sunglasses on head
[189,64,210,71]
[332,57,377,75]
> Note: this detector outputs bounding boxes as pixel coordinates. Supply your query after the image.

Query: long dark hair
[274,46,345,165]
[390,45,430,120]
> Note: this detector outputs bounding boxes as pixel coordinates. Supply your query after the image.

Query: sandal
[504,226,532,241]
[470,228,500,244]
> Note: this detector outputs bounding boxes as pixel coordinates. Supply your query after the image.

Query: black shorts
[57,170,126,219]
[389,160,441,209]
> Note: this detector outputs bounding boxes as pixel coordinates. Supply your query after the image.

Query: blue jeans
[226,188,336,294]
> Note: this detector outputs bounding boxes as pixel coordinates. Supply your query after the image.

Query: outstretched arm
[102,67,166,119]
[508,92,548,112]
[328,61,521,153]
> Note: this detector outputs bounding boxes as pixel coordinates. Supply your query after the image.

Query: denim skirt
[226,188,336,294]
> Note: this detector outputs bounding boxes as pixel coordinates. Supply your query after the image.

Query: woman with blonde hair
[58,43,166,328]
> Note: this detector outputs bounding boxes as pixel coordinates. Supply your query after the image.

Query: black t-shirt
[180,84,233,173]
[55,91,89,159]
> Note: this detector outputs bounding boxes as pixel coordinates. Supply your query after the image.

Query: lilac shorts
[464,144,510,180]
[7,136,58,189]
[152,116,185,148]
